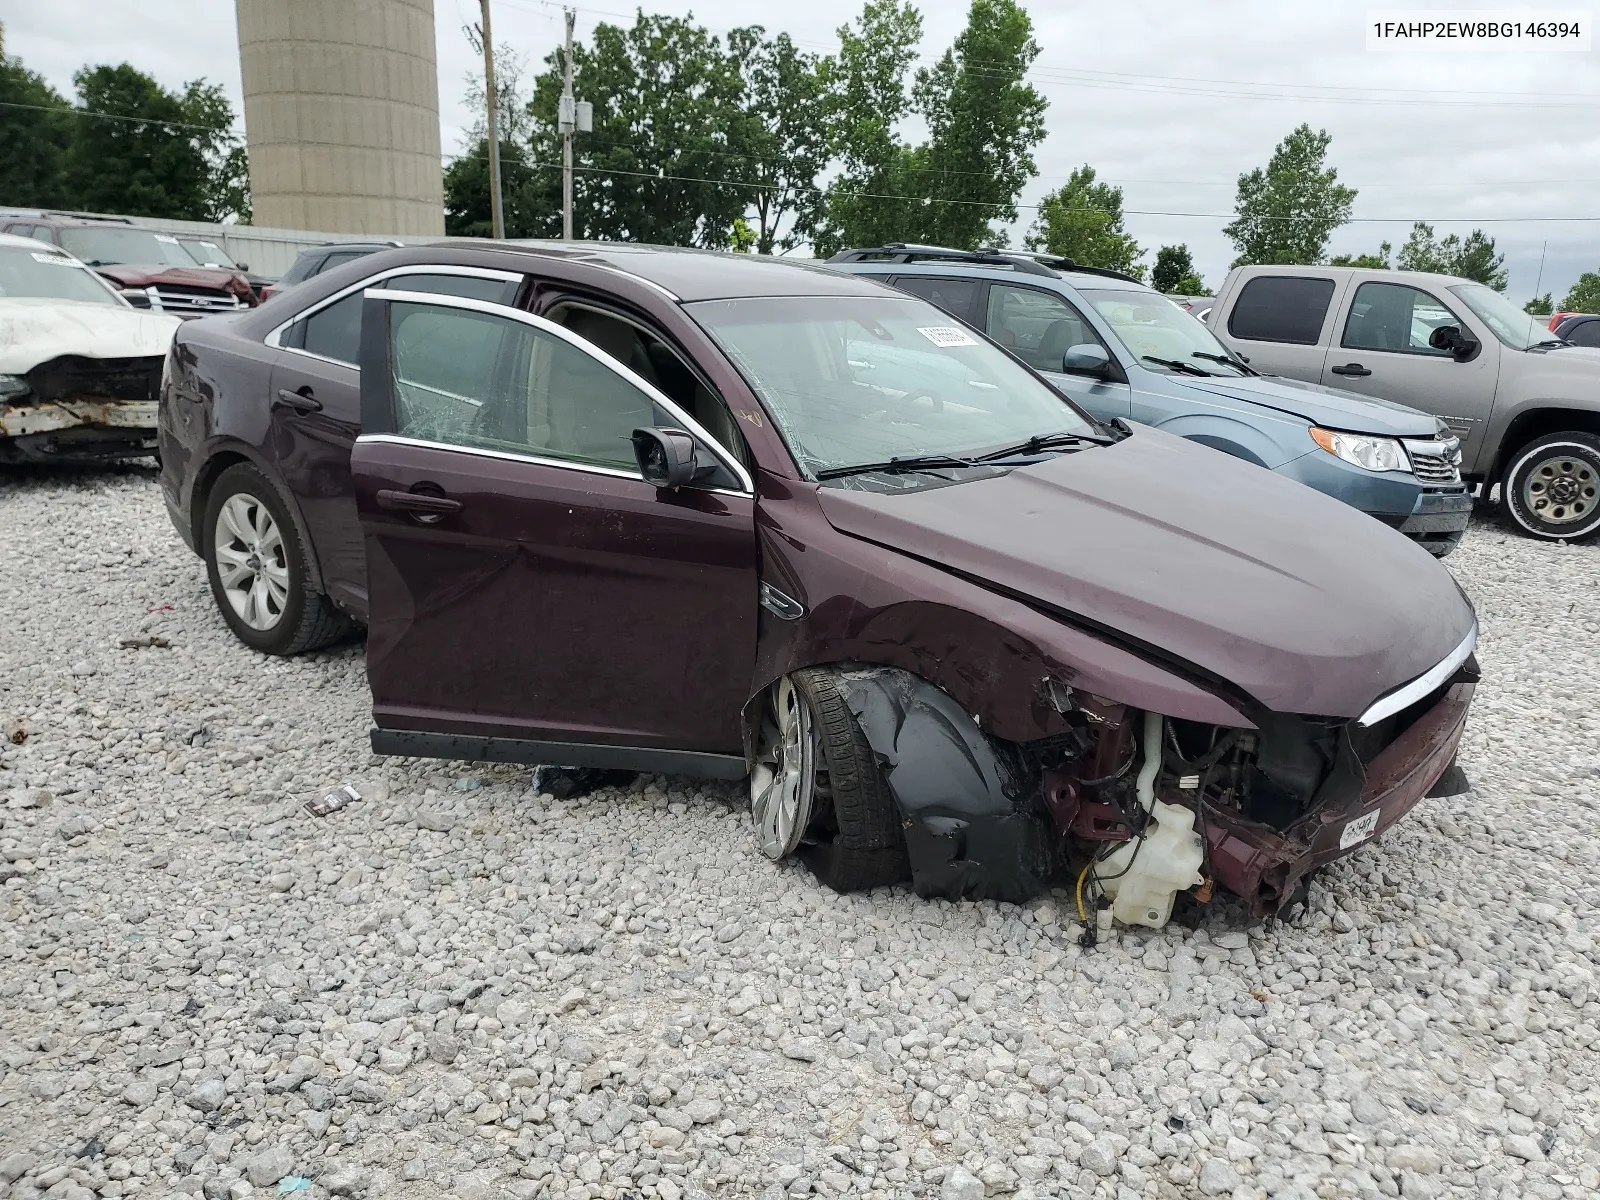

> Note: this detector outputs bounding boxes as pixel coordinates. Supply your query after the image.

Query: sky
[5,0,1598,302]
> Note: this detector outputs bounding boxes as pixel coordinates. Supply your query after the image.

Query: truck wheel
[749,668,909,892]
[203,463,351,655]
[1502,433,1600,541]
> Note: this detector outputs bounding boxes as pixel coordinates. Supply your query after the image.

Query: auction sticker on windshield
[31,253,79,266]
[1340,808,1382,849]
[918,326,978,348]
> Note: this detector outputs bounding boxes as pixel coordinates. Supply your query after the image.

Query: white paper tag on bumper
[917,326,978,348]
[1340,808,1381,849]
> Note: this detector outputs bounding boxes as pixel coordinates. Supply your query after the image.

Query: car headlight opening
[1310,427,1411,474]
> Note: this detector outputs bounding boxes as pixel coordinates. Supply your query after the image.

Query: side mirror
[1427,324,1480,360]
[237,261,250,272]
[1061,343,1112,377]
[632,427,714,489]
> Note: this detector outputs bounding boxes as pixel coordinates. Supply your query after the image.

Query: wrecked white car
[0,234,181,465]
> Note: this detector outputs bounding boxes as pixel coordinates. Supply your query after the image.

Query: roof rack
[827,243,1143,285]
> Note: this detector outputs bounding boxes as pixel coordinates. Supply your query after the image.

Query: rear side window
[1227,276,1336,345]
[290,273,518,365]
[891,275,982,325]
[1567,319,1600,348]
[1342,282,1455,355]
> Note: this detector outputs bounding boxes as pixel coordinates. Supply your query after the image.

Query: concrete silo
[235,0,445,235]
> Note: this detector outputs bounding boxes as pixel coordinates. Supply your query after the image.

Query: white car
[0,232,182,464]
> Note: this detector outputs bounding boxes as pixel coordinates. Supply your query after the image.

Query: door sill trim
[370,728,749,780]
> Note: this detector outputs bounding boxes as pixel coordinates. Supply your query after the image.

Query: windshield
[58,228,196,268]
[689,295,1096,476]
[1450,283,1548,350]
[181,239,238,269]
[0,247,124,307]
[1080,288,1248,375]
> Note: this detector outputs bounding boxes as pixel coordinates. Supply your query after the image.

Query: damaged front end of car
[0,354,164,464]
[832,652,1477,923]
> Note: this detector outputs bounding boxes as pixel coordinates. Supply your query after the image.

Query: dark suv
[258,241,403,300]
[1,213,256,317]
[158,240,1476,917]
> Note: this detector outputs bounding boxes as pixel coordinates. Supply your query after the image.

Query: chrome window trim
[264,264,526,350]
[356,433,748,499]
[1355,623,1477,728]
[375,287,755,494]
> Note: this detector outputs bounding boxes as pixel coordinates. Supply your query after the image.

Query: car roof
[842,257,1155,295]
[1233,263,1476,289]
[451,240,893,301]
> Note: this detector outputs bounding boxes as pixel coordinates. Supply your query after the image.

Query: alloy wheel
[213,493,289,631]
[750,676,816,860]
[1522,454,1598,526]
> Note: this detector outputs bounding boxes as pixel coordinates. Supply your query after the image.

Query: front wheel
[1502,433,1600,541]
[203,463,350,655]
[750,668,909,892]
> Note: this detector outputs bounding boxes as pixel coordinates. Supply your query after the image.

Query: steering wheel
[896,388,945,413]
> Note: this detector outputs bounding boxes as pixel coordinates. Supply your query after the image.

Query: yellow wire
[1075,861,1093,923]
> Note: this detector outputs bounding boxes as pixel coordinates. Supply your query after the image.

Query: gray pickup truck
[1207,265,1600,542]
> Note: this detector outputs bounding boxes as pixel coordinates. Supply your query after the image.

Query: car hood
[814,426,1474,719]
[0,298,182,374]
[93,263,253,295]
[1169,372,1442,437]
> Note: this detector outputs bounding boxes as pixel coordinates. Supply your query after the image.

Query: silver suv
[1208,265,1600,542]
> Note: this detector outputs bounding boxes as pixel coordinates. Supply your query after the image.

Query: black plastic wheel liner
[833,665,1054,904]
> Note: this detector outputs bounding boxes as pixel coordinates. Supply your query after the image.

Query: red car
[158,242,1477,920]
[2,214,256,318]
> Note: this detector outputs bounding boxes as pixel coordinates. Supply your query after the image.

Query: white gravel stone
[2,473,1597,1200]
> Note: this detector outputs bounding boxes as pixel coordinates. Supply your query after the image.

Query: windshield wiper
[1142,355,1211,377]
[977,431,1111,461]
[1190,350,1255,374]
[1531,338,1569,349]
[814,452,981,480]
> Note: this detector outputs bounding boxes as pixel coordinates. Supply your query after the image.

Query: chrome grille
[1403,437,1463,486]
[134,285,244,315]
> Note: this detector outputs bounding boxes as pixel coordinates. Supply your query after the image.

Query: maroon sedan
[158,242,1478,921]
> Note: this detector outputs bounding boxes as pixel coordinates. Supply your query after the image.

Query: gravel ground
[1,463,1598,1200]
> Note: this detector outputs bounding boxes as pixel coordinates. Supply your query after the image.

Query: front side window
[1342,282,1456,355]
[291,273,518,365]
[1228,276,1336,344]
[0,246,124,307]
[57,228,195,268]
[689,294,1096,477]
[389,301,661,471]
[985,284,1100,372]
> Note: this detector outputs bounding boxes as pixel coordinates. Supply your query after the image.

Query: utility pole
[479,0,505,239]
[561,7,576,240]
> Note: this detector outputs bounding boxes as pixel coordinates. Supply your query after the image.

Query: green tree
[0,54,73,208]
[903,0,1048,249]
[443,138,537,236]
[1329,240,1391,269]
[521,13,750,246]
[1523,293,1553,316]
[1395,222,1507,290]
[726,28,829,255]
[811,0,925,258]
[1151,244,1203,294]
[1224,124,1355,267]
[1026,165,1144,278]
[1560,271,1600,313]
[65,65,246,221]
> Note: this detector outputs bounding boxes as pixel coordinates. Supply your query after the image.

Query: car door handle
[277,387,322,413]
[376,489,462,515]
[1329,363,1372,377]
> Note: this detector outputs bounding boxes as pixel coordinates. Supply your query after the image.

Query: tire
[202,463,350,655]
[1501,432,1600,542]
[789,668,910,892]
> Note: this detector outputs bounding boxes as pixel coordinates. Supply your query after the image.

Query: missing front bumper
[0,400,159,463]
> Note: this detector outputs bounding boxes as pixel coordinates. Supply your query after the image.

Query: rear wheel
[1502,433,1600,541]
[203,463,350,655]
[749,668,909,892]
